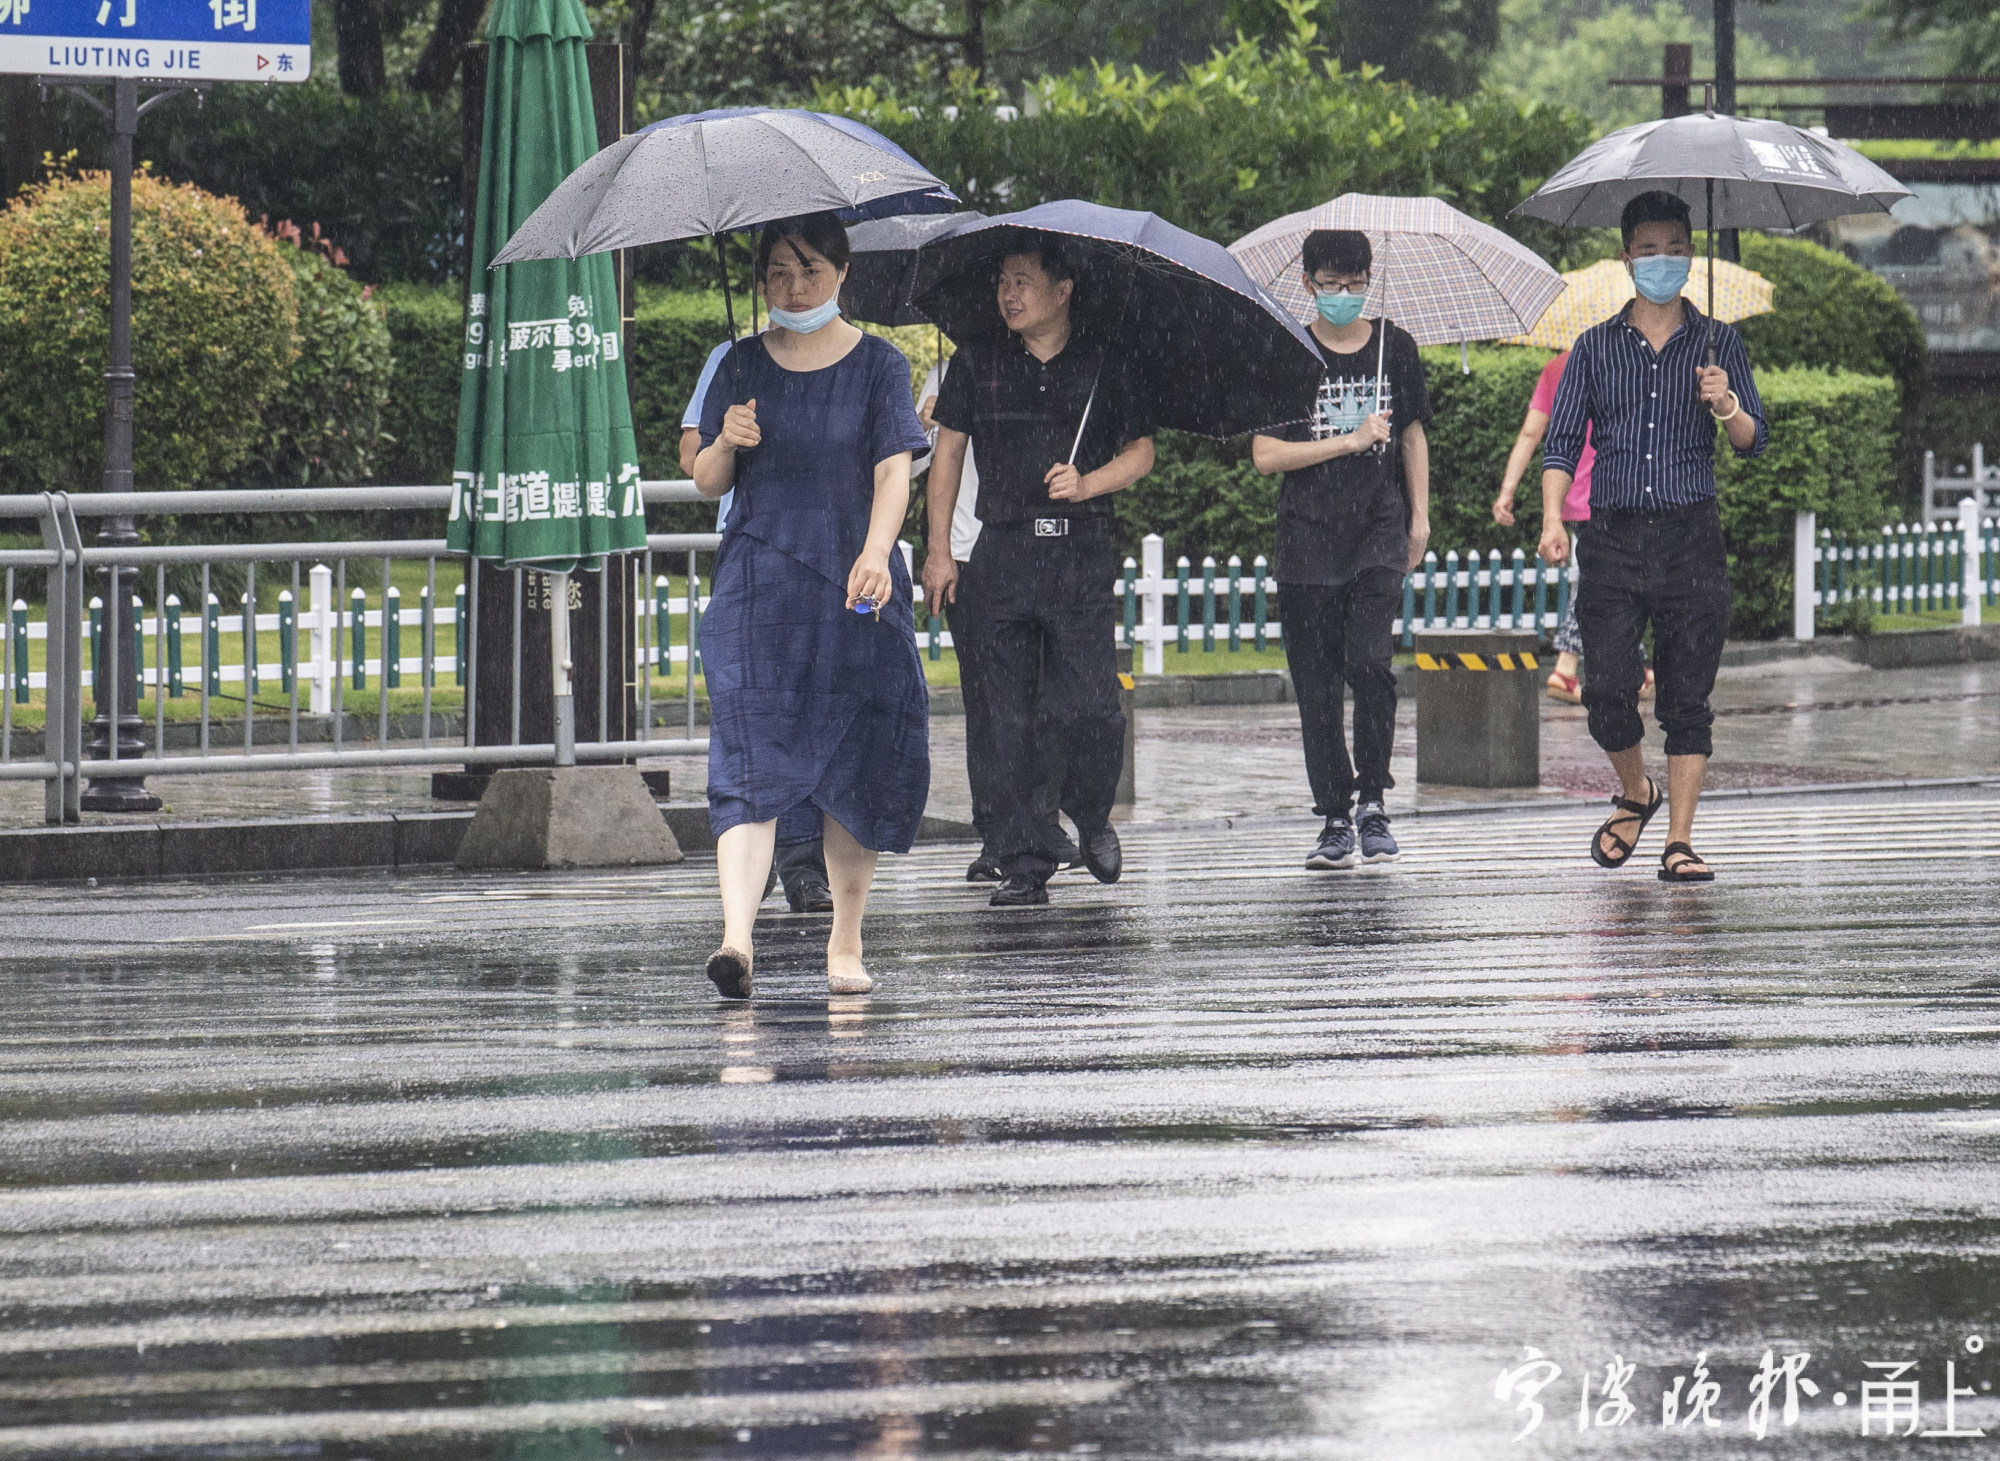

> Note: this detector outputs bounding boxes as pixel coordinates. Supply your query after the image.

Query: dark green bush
[376,282,462,487]
[1736,234,1927,407]
[233,232,394,489]
[1715,367,1899,639]
[821,25,1596,263]
[0,170,298,494]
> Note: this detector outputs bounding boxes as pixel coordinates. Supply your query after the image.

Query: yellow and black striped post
[1412,630,1542,788]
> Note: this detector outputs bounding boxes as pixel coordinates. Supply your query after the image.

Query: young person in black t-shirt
[1251,229,1432,871]
[922,232,1156,907]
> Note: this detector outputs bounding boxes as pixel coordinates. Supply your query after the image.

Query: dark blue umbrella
[843,212,987,326]
[909,200,1323,441]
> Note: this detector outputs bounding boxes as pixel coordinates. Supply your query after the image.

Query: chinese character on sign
[601,332,620,362]
[553,322,573,347]
[551,349,572,373]
[567,295,589,318]
[1662,1352,1721,1429]
[1746,1350,1818,1439]
[585,481,608,517]
[619,462,641,516]
[1495,1349,1563,1442]
[0,0,27,26]
[470,293,488,318]
[276,52,293,69]
[530,323,554,348]
[1861,1362,1921,1437]
[553,481,581,519]
[1578,1355,1636,1429]
[209,0,255,30]
[1919,1359,1987,1438]
[508,323,531,351]
[519,472,552,521]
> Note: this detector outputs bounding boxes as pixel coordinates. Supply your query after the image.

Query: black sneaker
[989,873,1050,907]
[1306,815,1355,870]
[1356,801,1399,863]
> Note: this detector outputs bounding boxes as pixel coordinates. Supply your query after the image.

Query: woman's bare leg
[822,816,879,993]
[716,820,776,963]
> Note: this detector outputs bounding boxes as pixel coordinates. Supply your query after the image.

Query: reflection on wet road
[2,789,1999,1457]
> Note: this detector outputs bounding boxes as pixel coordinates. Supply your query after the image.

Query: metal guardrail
[0,483,719,825]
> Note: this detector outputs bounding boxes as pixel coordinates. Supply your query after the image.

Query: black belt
[985,517,1110,537]
[1590,496,1719,521]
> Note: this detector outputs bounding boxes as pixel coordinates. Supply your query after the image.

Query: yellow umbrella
[1502,256,1774,350]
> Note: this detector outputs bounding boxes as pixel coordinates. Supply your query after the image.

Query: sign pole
[78,74,161,812]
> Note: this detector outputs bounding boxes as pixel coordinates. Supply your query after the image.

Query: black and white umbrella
[842,212,986,327]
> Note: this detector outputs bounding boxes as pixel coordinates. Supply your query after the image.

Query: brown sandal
[1591,777,1662,868]
[705,947,753,1000]
[1658,842,1715,883]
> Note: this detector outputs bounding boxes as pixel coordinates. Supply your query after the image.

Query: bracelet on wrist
[1710,391,1740,424]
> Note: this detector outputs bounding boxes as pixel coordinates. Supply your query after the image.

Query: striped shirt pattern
[1543,301,1768,513]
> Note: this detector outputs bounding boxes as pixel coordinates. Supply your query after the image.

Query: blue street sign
[0,0,309,82]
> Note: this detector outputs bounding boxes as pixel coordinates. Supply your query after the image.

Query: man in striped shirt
[1540,191,1768,883]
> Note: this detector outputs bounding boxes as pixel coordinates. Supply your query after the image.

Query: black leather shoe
[1079,824,1122,884]
[988,873,1049,907]
[965,850,1002,882]
[785,876,834,913]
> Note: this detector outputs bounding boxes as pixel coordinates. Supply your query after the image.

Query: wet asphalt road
[2,788,2000,1458]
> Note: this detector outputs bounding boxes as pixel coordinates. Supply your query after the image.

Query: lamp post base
[79,776,162,814]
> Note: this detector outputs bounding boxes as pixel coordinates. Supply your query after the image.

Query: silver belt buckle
[1033,517,1069,537]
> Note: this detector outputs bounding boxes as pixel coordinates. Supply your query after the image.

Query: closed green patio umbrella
[446,0,644,760]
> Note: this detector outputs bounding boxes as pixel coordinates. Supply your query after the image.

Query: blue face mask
[1315,289,1367,327]
[1630,254,1692,305]
[769,298,842,334]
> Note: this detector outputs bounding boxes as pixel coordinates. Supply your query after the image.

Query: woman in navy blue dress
[694,212,932,1001]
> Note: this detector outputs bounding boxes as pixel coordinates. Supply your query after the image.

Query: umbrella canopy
[1228,194,1567,346]
[643,107,958,227]
[842,212,986,326]
[445,0,644,573]
[490,109,955,266]
[1501,256,1774,350]
[909,200,1324,439]
[1513,112,1909,230]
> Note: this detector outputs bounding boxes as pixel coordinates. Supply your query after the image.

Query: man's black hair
[999,230,1077,286]
[1620,191,1694,249]
[1301,229,1371,279]
[755,211,851,282]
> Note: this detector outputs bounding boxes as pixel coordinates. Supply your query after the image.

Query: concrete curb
[0,807,980,885]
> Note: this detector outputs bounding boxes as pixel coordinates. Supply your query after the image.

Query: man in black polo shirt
[922,232,1157,907]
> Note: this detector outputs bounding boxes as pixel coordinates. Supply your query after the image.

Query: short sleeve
[683,340,732,430]
[1395,328,1432,427]
[1529,354,1563,416]
[931,343,977,435]
[868,339,932,468]
[697,340,750,450]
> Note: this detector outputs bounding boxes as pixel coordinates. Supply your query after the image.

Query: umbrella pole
[1705,179,1717,368]
[550,570,575,768]
[715,233,742,394]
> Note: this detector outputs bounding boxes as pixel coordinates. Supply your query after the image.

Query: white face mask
[769,298,842,334]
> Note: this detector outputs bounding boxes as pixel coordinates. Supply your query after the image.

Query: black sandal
[1590,777,1663,868]
[1658,842,1715,883]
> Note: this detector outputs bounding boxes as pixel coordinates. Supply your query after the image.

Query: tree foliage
[820,6,1595,256]
[0,170,299,494]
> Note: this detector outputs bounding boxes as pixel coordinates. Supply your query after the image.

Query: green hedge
[1716,367,1898,639]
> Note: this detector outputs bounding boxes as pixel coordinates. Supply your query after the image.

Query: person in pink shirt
[1493,350,1652,704]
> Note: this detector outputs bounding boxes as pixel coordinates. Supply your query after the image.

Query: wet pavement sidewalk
[0,787,1997,1456]
[1,655,1994,833]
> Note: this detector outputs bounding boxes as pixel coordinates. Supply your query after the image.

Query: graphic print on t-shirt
[1312,372,1390,439]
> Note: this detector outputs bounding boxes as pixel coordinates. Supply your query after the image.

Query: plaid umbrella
[1501,256,1774,350]
[1228,194,1566,347]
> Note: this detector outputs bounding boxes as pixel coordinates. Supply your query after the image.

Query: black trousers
[1280,569,1401,818]
[954,525,1125,879]
[1574,499,1732,759]
[773,802,827,899]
